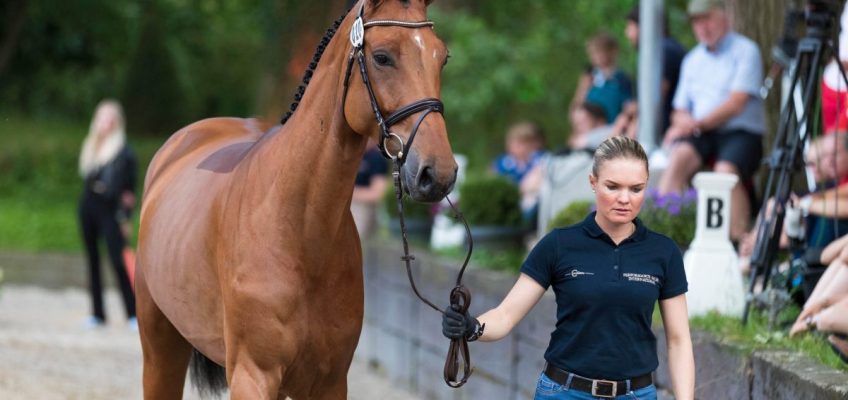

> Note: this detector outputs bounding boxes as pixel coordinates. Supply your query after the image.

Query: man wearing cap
[658,0,766,242]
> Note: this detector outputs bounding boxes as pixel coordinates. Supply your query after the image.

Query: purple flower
[667,204,681,216]
[683,188,698,202]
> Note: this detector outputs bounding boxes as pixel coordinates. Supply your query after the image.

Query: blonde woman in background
[78,99,137,330]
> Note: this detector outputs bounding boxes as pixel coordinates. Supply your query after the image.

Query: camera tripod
[742,2,848,324]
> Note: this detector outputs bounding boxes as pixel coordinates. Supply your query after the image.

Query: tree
[256,0,350,122]
[0,0,28,77]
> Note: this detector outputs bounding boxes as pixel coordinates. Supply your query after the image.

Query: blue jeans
[534,372,657,400]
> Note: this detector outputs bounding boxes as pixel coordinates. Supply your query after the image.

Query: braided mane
[280,10,350,125]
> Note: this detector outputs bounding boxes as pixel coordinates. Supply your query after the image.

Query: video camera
[774,0,840,66]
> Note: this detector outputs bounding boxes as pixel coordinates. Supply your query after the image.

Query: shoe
[127,317,138,332]
[83,316,105,329]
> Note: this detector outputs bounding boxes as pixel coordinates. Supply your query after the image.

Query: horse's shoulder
[145,117,271,187]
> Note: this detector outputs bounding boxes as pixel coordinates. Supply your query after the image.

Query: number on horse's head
[343,0,457,203]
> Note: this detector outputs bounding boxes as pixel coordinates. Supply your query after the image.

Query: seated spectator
[789,235,848,362]
[491,121,546,184]
[657,0,766,241]
[624,4,687,143]
[821,4,848,135]
[351,138,389,239]
[610,101,640,140]
[739,134,848,270]
[570,32,633,124]
[491,122,546,226]
[569,102,614,151]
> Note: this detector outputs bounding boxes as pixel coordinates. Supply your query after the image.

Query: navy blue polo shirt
[521,212,687,380]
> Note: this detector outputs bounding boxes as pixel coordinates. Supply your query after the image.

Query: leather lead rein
[344,2,475,387]
[391,161,475,388]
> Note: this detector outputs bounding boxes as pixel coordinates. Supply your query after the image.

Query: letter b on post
[706,198,723,229]
[690,172,737,251]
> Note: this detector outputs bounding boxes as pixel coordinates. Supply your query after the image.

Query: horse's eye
[373,53,393,67]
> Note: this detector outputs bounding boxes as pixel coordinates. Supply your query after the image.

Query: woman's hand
[442,304,477,340]
[790,298,828,336]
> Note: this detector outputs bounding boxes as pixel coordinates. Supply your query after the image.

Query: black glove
[442,304,478,340]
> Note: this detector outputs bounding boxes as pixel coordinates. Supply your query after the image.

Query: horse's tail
[189,348,228,397]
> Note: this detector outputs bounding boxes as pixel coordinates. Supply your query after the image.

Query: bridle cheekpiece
[342,3,444,165]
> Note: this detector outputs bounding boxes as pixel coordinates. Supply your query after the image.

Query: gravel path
[0,285,421,400]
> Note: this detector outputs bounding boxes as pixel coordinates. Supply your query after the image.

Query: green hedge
[458,175,521,226]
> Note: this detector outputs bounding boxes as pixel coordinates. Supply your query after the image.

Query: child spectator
[571,32,634,124]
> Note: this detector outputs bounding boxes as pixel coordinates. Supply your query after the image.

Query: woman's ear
[589,174,597,191]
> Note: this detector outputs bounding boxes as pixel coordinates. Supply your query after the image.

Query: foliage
[458,176,522,226]
[689,309,848,372]
[548,200,594,231]
[383,187,433,220]
[639,188,697,247]
[429,0,696,170]
[2,0,264,133]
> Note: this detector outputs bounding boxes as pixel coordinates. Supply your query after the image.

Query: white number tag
[350,17,364,47]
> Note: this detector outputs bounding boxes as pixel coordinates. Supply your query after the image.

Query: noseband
[341,3,474,389]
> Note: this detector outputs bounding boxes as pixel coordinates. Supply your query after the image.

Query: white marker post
[684,172,745,317]
[430,154,468,249]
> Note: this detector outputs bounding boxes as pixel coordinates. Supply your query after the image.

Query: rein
[342,2,475,388]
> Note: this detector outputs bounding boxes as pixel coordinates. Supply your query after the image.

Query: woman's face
[590,157,648,226]
[94,106,118,138]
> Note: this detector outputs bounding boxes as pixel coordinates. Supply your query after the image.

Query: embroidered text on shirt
[623,273,659,286]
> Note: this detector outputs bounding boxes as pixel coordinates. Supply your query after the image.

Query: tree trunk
[725,0,791,147]
[0,0,28,77]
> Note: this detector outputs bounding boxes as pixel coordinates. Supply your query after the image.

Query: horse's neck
[247,33,367,244]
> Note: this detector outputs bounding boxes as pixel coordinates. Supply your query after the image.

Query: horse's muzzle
[403,152,457,202]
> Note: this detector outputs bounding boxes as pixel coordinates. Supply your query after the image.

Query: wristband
[466,320,485,342]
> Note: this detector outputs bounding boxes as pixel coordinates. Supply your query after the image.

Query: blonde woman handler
[443,136,695,399]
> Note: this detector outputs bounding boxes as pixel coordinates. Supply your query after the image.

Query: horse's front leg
[228,356,284,399]
[225,319,294,399]
[311,374,349,400]
[224,292,298,399]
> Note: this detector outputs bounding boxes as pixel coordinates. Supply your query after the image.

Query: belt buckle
[591,379,617,398]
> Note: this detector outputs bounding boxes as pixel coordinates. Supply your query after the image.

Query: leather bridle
[341,2,475,389]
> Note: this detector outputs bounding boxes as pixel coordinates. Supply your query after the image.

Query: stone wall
[359,240,848,400]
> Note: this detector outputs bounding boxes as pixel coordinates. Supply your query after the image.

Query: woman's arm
[352,175,388,204]
[476,273,546,342]
[805,189,848,219]
[819,234,848,265]
[659,294,695,400]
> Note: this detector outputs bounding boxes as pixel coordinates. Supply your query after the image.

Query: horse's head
[344,0,457,202]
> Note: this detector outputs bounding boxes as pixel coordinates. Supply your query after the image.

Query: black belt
[543,364,653,398]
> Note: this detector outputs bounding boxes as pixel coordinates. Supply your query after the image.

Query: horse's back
[138,117,270,359]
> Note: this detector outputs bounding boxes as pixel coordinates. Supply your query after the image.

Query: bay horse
[135,0,456,398]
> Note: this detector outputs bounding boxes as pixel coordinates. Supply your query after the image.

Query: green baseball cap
[687,0,725,15]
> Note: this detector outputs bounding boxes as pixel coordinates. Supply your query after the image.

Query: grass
[0,114,165,252]
[689,309,848,372]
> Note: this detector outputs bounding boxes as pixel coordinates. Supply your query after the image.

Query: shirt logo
[623,273,659,286]
[567,269,594,278]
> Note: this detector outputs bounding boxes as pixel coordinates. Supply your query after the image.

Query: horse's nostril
[418,166,434,192]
